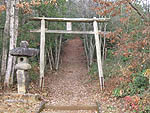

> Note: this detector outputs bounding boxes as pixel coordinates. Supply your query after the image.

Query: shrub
[113,73,149,98]
[29,62,39,81]
[88,63,98,79]
[133,75,149,89]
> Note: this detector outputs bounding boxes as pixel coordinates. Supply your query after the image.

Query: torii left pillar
[40,19,46,89]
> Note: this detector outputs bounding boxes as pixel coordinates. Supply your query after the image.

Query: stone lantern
[10,41,39,94]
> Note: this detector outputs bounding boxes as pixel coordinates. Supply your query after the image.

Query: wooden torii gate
[30,17,110,90]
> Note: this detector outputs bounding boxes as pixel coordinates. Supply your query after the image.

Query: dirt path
[48,38,91,104]
[41,38,127,113]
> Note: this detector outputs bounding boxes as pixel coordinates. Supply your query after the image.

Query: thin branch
[127,1,146,21]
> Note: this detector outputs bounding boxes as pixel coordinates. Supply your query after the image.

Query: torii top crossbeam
[31,17,110,22]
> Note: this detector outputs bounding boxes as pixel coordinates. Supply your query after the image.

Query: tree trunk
[10,0,19,85]
[54,37,58,70]
[4,0,19,87]
[55,35,62,70]
[89,36,95,66]
[83,37,89,70]
[102,23,107,64]
[50,45,55,67]
[1,0,10,81]
[47,48,53,70]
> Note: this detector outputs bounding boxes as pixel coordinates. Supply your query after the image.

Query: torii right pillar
[93,17,104,90]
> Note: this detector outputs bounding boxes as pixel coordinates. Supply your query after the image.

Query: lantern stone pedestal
[10,41,38,94]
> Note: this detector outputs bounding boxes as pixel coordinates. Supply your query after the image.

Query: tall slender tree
[1,0,10,81]
[4,0,19,87]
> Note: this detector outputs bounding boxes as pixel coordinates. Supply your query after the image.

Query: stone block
[15,63,31,70]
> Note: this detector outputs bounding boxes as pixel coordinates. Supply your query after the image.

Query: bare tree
[4,0,19,87]
[1,0,10,81]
